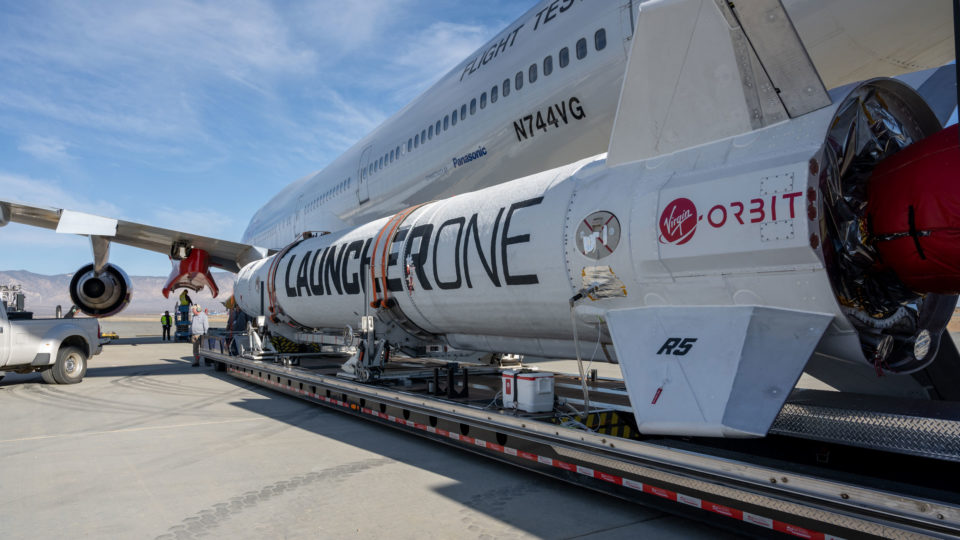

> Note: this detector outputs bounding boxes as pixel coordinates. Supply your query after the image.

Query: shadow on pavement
[209,369,740,539]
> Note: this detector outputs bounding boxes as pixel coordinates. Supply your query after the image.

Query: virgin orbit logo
[659,198,698,245]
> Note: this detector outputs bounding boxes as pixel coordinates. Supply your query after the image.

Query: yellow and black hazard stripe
[269,335,325,354]
[552,411,640,440]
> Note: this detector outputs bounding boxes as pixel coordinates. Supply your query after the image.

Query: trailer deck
[200,337,960,539]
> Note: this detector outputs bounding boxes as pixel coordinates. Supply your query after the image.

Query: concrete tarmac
[0,322,741,539]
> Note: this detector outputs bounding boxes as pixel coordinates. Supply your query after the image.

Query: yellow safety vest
[161,315,172,326]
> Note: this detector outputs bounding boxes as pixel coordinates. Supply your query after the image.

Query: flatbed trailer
[200,336,960,539]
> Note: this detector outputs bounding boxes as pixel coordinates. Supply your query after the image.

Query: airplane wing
[0,198,271,300]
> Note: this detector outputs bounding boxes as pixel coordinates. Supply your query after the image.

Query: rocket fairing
[236,79,959,428]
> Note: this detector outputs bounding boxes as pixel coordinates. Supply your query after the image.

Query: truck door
[0,308,9,367]
[357,145,373,205]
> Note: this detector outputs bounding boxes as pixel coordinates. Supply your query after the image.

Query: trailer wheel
[52,346,87,384]
[40,368,58,384]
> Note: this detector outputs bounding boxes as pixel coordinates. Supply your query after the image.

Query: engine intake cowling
[69,263,132,317]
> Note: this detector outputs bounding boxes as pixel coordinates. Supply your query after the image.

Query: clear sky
[0,0,531,276]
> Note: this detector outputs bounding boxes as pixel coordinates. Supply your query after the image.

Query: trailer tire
[40,368,58,384]
[52,346,87,384]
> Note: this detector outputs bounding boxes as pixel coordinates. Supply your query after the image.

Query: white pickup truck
[0,307,102,384]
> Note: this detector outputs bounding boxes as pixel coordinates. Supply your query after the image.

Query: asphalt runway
[0,321,741,539]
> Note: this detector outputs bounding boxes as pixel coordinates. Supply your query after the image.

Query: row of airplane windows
[360,28,609,182]
[305,177,353,212]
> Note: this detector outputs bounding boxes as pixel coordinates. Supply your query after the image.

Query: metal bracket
[170,240,192,260]
[90,235,111,274]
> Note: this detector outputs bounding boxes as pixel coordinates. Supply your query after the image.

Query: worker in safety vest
[178,289,193,307]
[160,311,173,341]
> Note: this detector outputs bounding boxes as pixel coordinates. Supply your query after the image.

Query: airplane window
[576,38,587,60]
[491,85,498,103]
[395,146,400,159]
[435,120,441,134]
[379,157,384,169]
[444,115,449,130]
[480,92,487,109]
[470,98,477,115]
[515,71,523,90]
[559,47,569,68]
[528,63,537,83]
[503,78,510,97]
[543,55,553,76]
[595,28,607,51]
[415,134,419,148]
[390,149,394,162]
[421,129,427,143]
[460,104,467,121]
[429,125,433,140]
[451,110,458,126]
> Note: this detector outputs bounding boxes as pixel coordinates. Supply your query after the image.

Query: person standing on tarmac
[190,305,209,366]
[160,310,173,341]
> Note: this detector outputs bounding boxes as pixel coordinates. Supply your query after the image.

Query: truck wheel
[40,368,58,384]
[52,346,87,384]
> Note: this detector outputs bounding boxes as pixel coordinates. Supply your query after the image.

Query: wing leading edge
[0,199,272,297]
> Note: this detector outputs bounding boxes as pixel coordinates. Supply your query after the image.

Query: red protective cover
[868,125,960,293]
[161,248,220,298]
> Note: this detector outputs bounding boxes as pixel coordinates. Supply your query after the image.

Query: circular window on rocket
[575,211,620,260]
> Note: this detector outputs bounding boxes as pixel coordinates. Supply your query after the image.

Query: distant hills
[0,269,236,316]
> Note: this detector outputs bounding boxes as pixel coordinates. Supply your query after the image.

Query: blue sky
[0,0,530,276]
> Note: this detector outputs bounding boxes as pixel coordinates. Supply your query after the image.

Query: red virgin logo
[659,198,698,245]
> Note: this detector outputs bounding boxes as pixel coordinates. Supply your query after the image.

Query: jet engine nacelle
[69,263,132,318]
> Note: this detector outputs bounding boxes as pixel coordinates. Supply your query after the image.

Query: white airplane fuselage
[241,0,954,251]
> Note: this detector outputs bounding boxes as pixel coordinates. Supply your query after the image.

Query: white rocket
[237,74,960,437]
